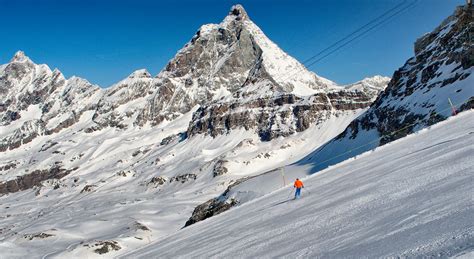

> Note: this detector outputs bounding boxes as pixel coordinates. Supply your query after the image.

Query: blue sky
[0,0,466,87]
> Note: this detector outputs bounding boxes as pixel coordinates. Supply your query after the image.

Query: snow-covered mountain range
[0,3,472,258]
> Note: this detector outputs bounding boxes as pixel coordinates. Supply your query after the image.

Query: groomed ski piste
[124,110,474,258]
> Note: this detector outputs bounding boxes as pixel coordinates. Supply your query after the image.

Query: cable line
[300,0,409,65]
[277,0,419,84]
[305,0,419,69]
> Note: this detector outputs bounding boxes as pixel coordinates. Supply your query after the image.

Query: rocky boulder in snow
[0,165,76,195]
[184,197,238,227]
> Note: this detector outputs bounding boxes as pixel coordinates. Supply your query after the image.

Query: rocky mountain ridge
[0,5,388,152]
[0,52,102,152]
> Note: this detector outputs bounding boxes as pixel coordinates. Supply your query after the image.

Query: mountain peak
[229,4,248,20]
[128,69,152,79]
[10,50,32,63]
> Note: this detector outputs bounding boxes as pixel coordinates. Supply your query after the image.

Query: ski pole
[287,188,294,199]
[304,188,311,195]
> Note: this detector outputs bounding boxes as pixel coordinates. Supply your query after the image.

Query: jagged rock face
[163,13,261,92]
[365,5,474,144]
[0,120,45,152]
[0,165,75,195]
[0,52,102,151]
[187,90,376,141]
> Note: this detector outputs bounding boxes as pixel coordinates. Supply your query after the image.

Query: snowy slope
[344,75,391,100]
[127,110,474,258]
[0,107,365,258]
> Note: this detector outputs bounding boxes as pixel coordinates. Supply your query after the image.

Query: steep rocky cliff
[187,88,381,141]
[93,5,343,129]
[0,52,102,151]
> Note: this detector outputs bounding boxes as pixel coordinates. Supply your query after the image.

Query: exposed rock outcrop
[213,159,229,177]
[170,174,197,184]
[80,184,97,193]
[187,90,375,141]
[0,166,76,195]
[147,176,167,186]
[184,197,238,227]
[184,178,250,227]
[23,232,54,240]
[84,240,121,255]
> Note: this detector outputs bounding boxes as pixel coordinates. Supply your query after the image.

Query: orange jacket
[294,179,304,188]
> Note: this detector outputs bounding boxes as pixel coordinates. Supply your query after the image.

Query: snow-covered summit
[128,69,152,79]
[10,50,32,63]
[229,4,248,20]
[346,75,391,90]
[0,52,102,151]
[222,4,338,97]
[344,75,391,100]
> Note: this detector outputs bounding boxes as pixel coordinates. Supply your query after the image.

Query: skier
[293,178,304,199]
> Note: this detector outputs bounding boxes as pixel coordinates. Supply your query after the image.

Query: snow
[222,110,366,178]
[344,75,391,94]
[128,69,151,79]
[0,106,363,258]
[126,110,474,258]
[243,20,339,95]
[10,51,31,63]
[1,105,42,136]
[379,61,473,118]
